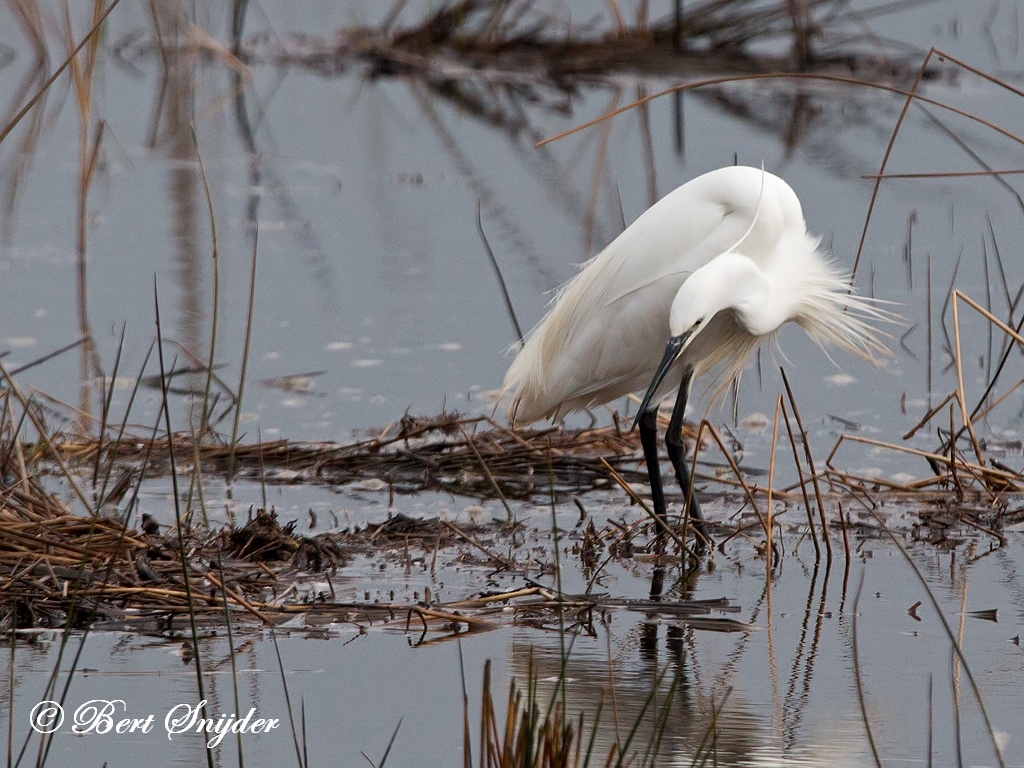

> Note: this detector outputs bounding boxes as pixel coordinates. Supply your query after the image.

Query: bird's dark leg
[665,369,711,547]
[638,409,672,551]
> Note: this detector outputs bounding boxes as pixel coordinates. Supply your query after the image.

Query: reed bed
[0,489,752,637]
[61,412,649,499]
[1,393,1020,635]
[51,405,1024,519]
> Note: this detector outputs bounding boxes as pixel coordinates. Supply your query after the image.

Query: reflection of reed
[406,78,633,284]
[1,1,49,246]
[507,632,753,763]
[224,0,925,78]
[392,61,891,296]
[505,556,840,764]
[405,82,566,287]
[145,3,216,400]
[65,3,110,428]
[230,65,340,315]
[117,0,931,302]
[779,560,830,748]
[75,121,103,428]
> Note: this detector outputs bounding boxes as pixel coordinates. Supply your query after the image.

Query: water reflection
[0,531,1019,766]
[505,543,1015,767]
[158,9,206,389]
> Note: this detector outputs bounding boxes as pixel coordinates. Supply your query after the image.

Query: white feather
[501,166,890,425]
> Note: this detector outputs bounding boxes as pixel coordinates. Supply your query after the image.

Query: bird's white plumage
[502,166,887,424]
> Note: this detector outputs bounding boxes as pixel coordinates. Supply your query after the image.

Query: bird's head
[671,253,775,337]
[630,254,771,431]
[628,243,894,432]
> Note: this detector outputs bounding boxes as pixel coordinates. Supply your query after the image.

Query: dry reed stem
[536,66,1024,151]
[865,169,1024,180]
[902,391,957,440]
[0,0,122,148]
[780,369,831,558]
[458,423,515,521]
[766,394,783,568]
[827,435,1018,490]
[850,47,933,283]
[203,571,273,625]
[780,398,819,559]
[954,290,1024,347]
[950,291,986,468]
[597,457,677,545]
[0,360,95,514]
[698,419,767,533]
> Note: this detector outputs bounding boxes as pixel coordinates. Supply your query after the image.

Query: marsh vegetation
[0,1,1022,766]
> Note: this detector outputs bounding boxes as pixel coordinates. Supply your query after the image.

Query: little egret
[501,166,888,544]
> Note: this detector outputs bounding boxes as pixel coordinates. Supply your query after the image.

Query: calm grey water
[4,533,1021,767]
[0,1,1022,766]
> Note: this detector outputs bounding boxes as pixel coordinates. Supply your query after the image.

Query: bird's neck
[700,254,785,337]
[740,232,833,336]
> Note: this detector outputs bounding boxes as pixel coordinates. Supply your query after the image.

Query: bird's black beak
[631,330,694,431]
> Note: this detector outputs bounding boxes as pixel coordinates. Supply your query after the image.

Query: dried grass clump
[0,463,754,637]
[63,412,650,501]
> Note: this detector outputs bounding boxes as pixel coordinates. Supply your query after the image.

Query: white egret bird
[502,166,888,543]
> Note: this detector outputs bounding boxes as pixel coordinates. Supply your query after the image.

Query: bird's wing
[595,168,778,309]
[564,187,765,335]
